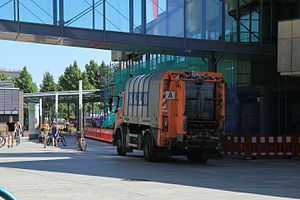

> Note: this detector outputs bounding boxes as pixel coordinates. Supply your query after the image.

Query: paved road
[0,136,299,200]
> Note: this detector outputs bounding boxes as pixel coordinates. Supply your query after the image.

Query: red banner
[153,0,158,19]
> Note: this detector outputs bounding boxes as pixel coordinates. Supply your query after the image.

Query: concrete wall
[278,19,300,75]
[0,90,24,133]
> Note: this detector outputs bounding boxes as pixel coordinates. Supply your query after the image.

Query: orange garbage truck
[113,70,226,162]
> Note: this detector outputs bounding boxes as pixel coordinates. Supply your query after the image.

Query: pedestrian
[16,121,24,137]
[6,116,16,148]
[16,121,23,135]
[40,119,50,148]
[15,121,23,143]
[51,122,59,148]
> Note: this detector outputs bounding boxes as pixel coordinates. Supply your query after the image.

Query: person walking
[15,121,23,145]
[40,119,50,148]
[6,116,16,148]
[51,122,59,148]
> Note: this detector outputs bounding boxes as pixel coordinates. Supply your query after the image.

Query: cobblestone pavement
[0,136,299,200]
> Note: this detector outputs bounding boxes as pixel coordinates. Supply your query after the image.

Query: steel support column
[201,0,206,39]
[78,80,83,134]
[92,0,95,29]
[129,0,133,33]
[16,0,19,21]
[55,92,58,122]
[221,0,225,41]
[103,0,106,31]
[183,0,186,38]
[260,87,274,136]
[142,0,146,34]
[53,0,58,25]
[237,0,240,42]
[39,98,43,125]
[208,52,217,72]
[92,103,94,120]
[59,0,64,26]
[67,102,70,121]
[13,0,16,21]
[259,0,264,44]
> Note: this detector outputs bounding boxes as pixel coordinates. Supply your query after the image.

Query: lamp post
[78,80,83,136]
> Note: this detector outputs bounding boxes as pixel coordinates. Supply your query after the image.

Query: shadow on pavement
[0,138,299,199]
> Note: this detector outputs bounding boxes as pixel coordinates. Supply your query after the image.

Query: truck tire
[187,152,208,163]
[143,134,158,162]
[116,130,126,156]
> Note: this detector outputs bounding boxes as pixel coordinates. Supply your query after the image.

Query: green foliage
[100,61,114,86]
[0,73,11,81]
[58,61,93,91]
[14,66,38,93]
[40,72,58,92]
[85,60,99,89]
[85,60,114,89]
[58,103,68,119]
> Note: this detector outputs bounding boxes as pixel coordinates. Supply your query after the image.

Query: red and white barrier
[84,127,114,142]
[221,135,300,159]
[294,136,300,157]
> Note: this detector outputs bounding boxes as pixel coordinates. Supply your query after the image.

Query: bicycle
[0,134,6,148]
[47,132,66,147]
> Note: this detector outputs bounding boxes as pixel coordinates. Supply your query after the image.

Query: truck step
[128,143,138,148]
[128,133,138,138]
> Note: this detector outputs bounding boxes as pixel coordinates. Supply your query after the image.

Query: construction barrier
[84,127,114,143]
[221,135,300,159]
[294,136,300,157]
[83,129,300,159]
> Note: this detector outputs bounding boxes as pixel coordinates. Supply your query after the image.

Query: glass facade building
[1,0,299,43]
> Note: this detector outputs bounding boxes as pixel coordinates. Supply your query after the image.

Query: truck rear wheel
[143,134,157,162]
[187,152,208,163]
[116,131,126,156]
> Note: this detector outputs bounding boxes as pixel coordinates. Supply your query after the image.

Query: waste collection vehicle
[113,70,226,162]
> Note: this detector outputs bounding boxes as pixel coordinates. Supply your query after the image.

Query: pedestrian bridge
[0,0,275,57]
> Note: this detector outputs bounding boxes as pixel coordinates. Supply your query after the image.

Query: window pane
[224,0,238,42]
[94,1,104,29]
[65,0,103,29]
[186,0,222,40]
[106,0,129,32]
[0,0,14,21]
[20,0,53,25]
[146,0,184,37]
[252,20,259,32]
[240,32,250,42]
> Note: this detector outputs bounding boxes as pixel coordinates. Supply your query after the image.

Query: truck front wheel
[187,152,208,163]
[116,131,126,156]
[143,134,157,162]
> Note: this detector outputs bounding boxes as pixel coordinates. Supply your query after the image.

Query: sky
[0,40,111,88]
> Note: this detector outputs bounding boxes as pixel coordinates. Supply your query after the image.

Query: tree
[85,60,99,89]
[0,73,11,81]
[85,60,114,89]
[40,72,58,92]
[14,66,38,93]
[58,61,93,91]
